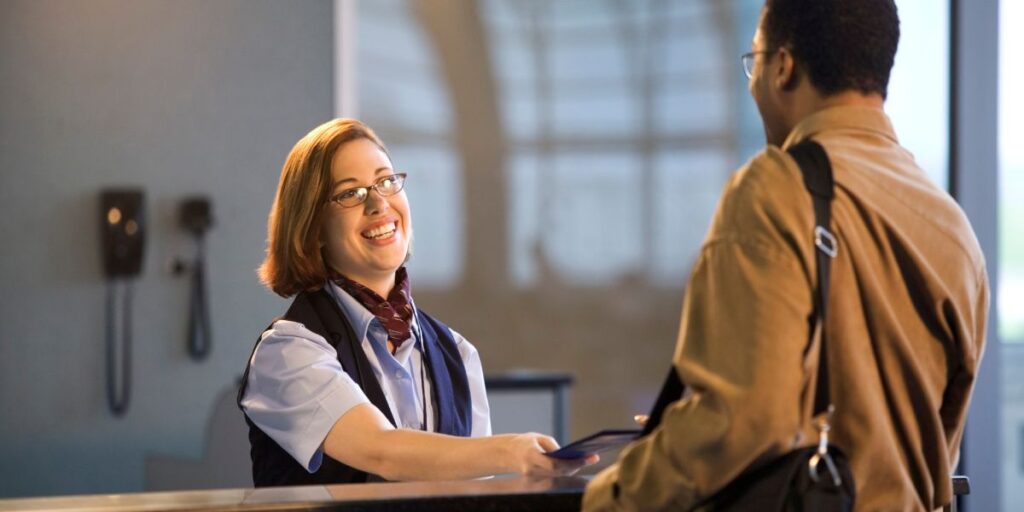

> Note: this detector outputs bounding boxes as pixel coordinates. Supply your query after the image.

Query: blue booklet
[544,429,641,460]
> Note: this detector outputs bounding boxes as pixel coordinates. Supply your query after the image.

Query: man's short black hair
[762,0,900,98]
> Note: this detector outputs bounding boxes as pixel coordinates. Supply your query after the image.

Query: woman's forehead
[330,139,393,183]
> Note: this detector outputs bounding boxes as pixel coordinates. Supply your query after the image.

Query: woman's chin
[368,251,407,274]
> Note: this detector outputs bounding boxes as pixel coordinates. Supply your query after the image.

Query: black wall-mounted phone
[99,188,146,417]
[100,189,146,277]
[180,196,214,361]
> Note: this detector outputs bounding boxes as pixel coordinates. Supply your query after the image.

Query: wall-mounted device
[180,196,214,361]
[100,188,146,417]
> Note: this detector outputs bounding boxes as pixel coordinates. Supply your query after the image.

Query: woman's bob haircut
[259,118,388,297]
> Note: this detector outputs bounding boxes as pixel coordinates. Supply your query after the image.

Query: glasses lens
[375,174,405,196]
[741,54,754,78]
[337,187,368,207]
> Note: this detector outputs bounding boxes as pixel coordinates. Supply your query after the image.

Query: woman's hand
[324,405,599,480]
[500,433,600,477]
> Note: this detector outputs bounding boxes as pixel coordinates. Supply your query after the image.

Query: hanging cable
[181,197,213,361]
[187,235,211,360]
[106,277,133,416]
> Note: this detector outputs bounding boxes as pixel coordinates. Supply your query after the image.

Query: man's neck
[781,89,885,143]
[815,90,885,111]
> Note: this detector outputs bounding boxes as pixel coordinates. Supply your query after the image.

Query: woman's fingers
[501,432,604,477]
[519,434,602,477]
[533,434,560,452]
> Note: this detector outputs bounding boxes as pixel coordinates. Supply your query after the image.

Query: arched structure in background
[413,0,509,293]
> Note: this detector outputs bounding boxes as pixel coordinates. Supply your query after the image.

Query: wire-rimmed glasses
[328,173,408,208]
[740,50,775,79]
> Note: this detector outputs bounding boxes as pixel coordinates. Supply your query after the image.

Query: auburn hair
[259,118,387,297]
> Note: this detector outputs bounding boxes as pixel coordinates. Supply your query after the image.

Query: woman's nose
[363,189,390,214]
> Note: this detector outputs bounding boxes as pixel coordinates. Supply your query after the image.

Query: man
[583,1,988,511]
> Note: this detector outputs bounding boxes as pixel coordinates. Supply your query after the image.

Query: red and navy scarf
[332,267,414,354]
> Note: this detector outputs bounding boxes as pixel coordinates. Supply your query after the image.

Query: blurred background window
[355,0,950,291]
[1000,0,1023,508]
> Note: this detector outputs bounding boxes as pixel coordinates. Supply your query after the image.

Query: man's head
[748,0,900,145]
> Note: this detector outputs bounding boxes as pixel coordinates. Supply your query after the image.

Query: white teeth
[363,222,396,239]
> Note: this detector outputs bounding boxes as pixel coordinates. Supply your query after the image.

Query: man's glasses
[328,173,408,208]
[740,50,775,79]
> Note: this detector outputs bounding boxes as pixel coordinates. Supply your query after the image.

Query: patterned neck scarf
[332,267,414,354]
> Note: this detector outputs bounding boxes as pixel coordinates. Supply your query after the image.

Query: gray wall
[0,0,333,497]
[953,0,1002,510]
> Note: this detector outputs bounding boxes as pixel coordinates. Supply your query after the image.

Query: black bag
[642,139,855,511]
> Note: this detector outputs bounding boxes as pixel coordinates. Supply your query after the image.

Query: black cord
[187,236,211,360]
[418,337,429,431]
[106,279,132,416]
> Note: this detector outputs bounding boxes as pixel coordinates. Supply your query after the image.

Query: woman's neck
[352,273,395,299]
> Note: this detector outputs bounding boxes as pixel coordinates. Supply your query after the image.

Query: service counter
[0,476,589,512]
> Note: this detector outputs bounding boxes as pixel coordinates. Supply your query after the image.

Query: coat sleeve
[584,155,818,511]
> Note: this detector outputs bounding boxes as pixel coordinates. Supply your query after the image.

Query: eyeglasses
[740,50,775,79]
[328,173,408,208]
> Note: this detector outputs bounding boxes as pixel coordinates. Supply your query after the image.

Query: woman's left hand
[501,433,600,477]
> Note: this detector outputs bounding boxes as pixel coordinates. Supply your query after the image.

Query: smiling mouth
[361,222,397,240]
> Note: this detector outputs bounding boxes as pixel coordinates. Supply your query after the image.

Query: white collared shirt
[240,281,492,472]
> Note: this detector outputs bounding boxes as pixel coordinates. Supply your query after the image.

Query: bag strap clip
[808,403,842,487]
[814,225,838,258]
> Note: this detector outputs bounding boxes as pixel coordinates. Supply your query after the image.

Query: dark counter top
[0,476,589,512]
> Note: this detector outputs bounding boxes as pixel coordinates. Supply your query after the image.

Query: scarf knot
[332,267,414,353]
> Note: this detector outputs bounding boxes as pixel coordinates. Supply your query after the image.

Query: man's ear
[774,47,799,91]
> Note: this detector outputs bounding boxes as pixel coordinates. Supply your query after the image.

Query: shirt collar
[782,105,899,150]
[326,280,421,349]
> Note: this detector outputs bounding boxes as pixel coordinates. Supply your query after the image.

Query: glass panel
[651,150,732,278]
[887,0,950,190]
[481,0,745,287]
[1000,0,1024,510]
[541,152,646,284]
[999,0,1024,342]
[655,88,731,135]
[393,146,463,287]
[507,151,541,286]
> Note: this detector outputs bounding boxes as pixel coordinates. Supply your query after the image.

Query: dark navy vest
[237,287,472,487]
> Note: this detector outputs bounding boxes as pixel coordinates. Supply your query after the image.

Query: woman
[238,118,595,486]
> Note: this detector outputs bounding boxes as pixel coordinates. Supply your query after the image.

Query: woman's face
[322,138,412,288]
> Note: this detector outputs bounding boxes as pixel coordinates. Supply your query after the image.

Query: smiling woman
[321,138,412,300]
[236,118,597,486]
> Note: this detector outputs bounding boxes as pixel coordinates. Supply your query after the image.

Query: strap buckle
[808,405,842,487]
[814,225,838,258]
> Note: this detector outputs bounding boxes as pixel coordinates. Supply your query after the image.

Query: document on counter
[544,429,641,460]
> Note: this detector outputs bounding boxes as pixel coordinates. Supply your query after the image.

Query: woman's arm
[323,403,595,481]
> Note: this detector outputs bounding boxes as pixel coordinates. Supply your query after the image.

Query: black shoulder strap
[640,365,685,437]
[787,138,836,416]
[641,140,837,434]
